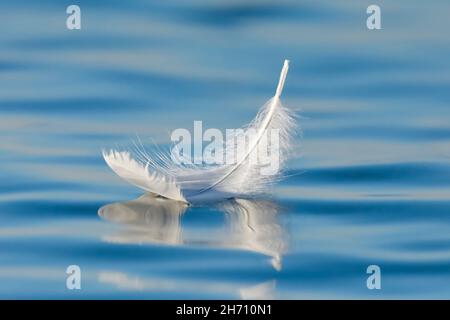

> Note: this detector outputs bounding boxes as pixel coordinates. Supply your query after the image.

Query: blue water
[1,0,450,299]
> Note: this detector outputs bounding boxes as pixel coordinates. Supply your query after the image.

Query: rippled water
[1,0,450,299]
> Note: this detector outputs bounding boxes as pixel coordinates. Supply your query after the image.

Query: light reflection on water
[96,195,288,299]
[99,196,288,271]
[0,0,450,299]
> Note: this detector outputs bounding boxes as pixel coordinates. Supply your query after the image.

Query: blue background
[0,0,449,298]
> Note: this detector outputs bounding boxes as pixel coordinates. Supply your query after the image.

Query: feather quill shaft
[192,60,290,197]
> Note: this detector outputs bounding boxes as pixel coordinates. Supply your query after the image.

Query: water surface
[0,0,450,299]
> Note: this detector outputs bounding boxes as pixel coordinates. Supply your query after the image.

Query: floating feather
[103,60,296,204]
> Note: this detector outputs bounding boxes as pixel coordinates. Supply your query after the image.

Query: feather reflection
[98,195,288,270]
[98,195,187,245]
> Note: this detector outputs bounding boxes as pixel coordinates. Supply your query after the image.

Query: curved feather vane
[103,150,186,202]
[103,60,297,204]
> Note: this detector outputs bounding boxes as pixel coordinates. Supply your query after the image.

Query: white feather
[103,60,297,204]
[103,150,185,202]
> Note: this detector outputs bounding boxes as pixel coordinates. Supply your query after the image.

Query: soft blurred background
[0,0,449,298]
